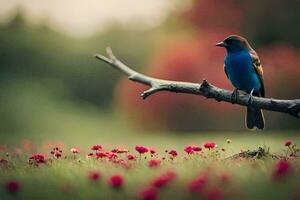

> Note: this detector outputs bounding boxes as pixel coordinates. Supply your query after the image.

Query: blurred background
[0,0,299,145]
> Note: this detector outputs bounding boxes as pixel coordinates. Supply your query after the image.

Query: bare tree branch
[95,47,300,118]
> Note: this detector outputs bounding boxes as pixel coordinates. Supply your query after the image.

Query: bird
[216,35,265,130]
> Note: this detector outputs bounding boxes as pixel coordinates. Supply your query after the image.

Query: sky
[0,0,185,37]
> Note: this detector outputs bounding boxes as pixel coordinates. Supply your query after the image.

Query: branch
[95,47,300,118]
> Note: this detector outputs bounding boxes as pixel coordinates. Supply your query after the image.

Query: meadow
[1,113,299,200]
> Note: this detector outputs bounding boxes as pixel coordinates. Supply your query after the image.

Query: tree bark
[95,47,300,119]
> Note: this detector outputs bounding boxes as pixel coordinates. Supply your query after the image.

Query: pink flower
[284,140,293,147]
[168,150,178,157]
[5,180,20,194]
[152,171,176,188]
[127,154,136,160]
[187,173,208,193]
[139,187,158,200]
[96,152,108,159]
[70,148,79,154]
[148,159,161,168]
[135,145,149,154]
[184,146,194,154]
[109,174,124,188]
[272,159,291,180]
[116,148,129,154]
[204,142,217,149]
[88,171,101,181]
[91,144,103,151]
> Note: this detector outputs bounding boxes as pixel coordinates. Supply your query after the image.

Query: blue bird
[216,35,265,130]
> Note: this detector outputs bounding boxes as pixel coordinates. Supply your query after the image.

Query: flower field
[1,135,300,200]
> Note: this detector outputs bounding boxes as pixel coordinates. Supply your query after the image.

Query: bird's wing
[250,50,265,97]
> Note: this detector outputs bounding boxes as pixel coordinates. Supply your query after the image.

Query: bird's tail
[246,106,265,130]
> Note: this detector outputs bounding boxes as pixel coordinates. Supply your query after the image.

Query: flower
[96,152,108,159]
[152,170,176,188]
[272,159,291,180]
[226,139,232,144]
[184,146,194,154]
[192,146,202,152]
[109,174,124,188]
[204,142,217,149]
[168,150,178,157]
[116,148,129,154]
[70,148,79,154]
[29,154,46,165]
[148,159,161,168]
[91,144,103,151]
[139,187,158,200]
[88,171,101,181]
[284,140,293,147]
[135,145,149,154]
[5,180,20,194]
[127,154,136,160]
[107,152,118,160]
[187,173,208,193]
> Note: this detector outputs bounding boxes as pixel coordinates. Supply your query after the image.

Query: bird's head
[216,35,252,52]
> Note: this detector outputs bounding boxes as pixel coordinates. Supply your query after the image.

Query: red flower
[88,171,101,181]
[192,146,202,152]
[168,150,178,157]
[135,145,149,154]
[70,148,79,154]
[127,154,136,160]
[107,152,118,160]
[148,159,161,168]
[91,144,103,151]
[29,154,46,165]
[152,171,176,188]
[187,173,208,193]
[272,159,291,180]
[204,187,223,200]
[96,152,108,159]
[204,142,217,149]
[5,180,20,194]
[139,187,158,200]
[284,140,293,147]
[184,146,194,154]
[109,174,124,188]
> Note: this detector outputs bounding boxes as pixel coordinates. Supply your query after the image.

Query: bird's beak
[216,41,226,47]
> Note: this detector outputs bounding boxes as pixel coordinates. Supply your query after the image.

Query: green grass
[0,131,300,200]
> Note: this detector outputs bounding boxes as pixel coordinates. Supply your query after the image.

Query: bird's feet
[231,89,239,104]
[248,89,254,105]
